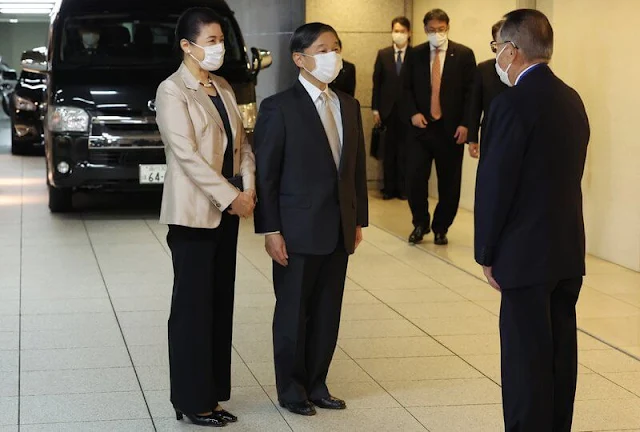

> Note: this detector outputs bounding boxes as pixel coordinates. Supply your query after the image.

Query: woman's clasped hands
[228,189,256,218]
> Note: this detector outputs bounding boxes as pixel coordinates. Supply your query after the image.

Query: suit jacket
[253,80,369,255]
[155,63,256,229]
[330,60,356,97]
[372,45,412,120]
[474,64,590,288]
[467,58,508,144]
[402,41,476,138]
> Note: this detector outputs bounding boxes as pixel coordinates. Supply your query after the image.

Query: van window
[59,14,244,67]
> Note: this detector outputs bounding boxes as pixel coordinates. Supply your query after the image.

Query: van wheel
[48,185,73,213]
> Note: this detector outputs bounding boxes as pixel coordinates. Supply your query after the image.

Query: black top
[468,59,508,144]
[253,80,369,256]
[474,64,590,289]
[209,94,234,178]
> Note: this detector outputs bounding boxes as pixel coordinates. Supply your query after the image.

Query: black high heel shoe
[213,408,238,423]
[175,409,227,427]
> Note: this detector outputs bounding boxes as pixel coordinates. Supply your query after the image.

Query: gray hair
[500,9,553,62]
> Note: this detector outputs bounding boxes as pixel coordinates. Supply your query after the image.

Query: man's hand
[265,234,289,267]
[411,113,428,129]
[468,142,479,159]
[245,188,257,204]
[483,266,501,292]
[454,126,468,144]
[355,226,363,250]
[373,112,382,127]
[228,191,255,218]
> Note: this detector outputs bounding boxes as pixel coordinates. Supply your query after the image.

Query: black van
[23,0,271,212]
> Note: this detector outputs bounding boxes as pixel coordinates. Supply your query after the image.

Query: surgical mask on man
[301,51,343,84]
[427,32,448,48]
[392,32,409,47]
[81,32,100,49]
[189,41,225,72]
[495,45,513,87]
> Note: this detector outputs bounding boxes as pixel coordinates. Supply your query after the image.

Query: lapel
[441,41,457,89]
[210,75,238,152]
[179,63,225,138]
[294,81,338,175]
[336,91,351,176]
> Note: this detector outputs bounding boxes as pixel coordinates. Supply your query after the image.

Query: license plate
[139,164,167,184]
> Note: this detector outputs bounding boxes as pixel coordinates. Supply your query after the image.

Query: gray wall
[0,22,49,70]
[227,0,305,104]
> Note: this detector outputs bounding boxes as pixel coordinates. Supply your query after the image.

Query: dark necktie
[396,50,403,75]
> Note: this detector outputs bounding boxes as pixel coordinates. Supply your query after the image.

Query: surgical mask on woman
[189,41,225,72]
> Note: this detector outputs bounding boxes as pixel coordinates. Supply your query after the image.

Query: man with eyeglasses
[403,8,476,246]
[475,9,590,432]
[467,20,509,159]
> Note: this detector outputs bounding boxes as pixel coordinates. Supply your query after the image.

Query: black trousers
[166,213,240,414]
[500,277,583,432]
[272,243,349,403]
[407,121,464,233]
[382,108,408,196]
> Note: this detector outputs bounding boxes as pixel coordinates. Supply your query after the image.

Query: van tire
[48,185,73,213]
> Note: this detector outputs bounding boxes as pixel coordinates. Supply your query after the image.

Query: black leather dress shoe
[175,410,227,427]
[397,193,408,201]
[311,396,347,410]
[279,401,316,416]
[434,232,449,245]
[213,409,237,423]
[409,226,430,244]
[382,192,394,200]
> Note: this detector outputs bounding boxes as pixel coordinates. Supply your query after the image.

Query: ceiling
[0,0,58,23]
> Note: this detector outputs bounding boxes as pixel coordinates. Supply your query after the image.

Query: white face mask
[189,41,225,72]
[495,45,513,87]
[392,32,409,47]
[301,51,343,84]
[82,33,100,48]
[428,32,448,48]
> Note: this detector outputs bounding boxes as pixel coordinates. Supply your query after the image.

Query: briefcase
[370,125,386,160]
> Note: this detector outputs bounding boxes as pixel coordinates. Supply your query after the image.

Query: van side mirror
[1,70,18,81]
[251,47,272,75]
[21,47,49,74]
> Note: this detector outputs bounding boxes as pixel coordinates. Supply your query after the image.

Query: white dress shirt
[394,44,407,63]
[298,74,343,146]
[429,39,448,75]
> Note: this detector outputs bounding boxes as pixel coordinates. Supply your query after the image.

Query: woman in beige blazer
[154,7,256,428]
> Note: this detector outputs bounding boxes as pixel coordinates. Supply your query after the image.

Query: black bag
[370,125,386,160]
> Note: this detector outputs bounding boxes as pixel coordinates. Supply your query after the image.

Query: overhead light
[0,8,52,14]
[0,3,55,7]
[0,0,56,3]
[9,18,17,23]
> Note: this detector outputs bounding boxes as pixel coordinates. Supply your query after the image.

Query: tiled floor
[1,121,640,430]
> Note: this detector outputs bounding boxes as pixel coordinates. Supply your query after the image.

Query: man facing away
[253,22,368,417]
[403,8,476,246]
[372,16,413,201]
[474,9,590,432]
[467,19,509,159]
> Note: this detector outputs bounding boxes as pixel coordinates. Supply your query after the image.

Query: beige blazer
[155,63,256,229]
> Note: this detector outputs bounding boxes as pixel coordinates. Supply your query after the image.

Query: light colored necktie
[431,48,442,120]
[319,92,341,168]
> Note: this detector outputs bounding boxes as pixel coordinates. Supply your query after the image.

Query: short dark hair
[290,22,338,54]
[175,7,224,48]
[423,9,450,26]
[500,9,553,61]
[392,16,411,31]
[492,19,505,41]
[337,38,343,50]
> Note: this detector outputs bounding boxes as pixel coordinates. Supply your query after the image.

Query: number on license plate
[139,164,167,184]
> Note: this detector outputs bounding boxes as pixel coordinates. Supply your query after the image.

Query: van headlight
[238,102,257,131]
[13,94,37,111]
[48,106,89,133]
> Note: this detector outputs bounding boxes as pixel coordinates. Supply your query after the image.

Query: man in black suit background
[403,9,476,245]
[254,22,368,417]
[372,16,412,200]
[329,39,356,97]
[474,9,590,431]
[467,19,508,159]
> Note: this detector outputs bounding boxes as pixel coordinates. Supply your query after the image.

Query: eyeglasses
[490,40,518,53]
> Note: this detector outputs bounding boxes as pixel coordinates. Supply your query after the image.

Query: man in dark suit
[467,19,508,159]
[403,8,476,245]
[254,22,368,417]
[329,39,356,97]
[372,16,412,200]
[474,9,590,432]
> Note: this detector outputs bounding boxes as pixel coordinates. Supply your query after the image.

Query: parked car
[8,48,47,155]
[22,0,271,212]
[0,58,18,117]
